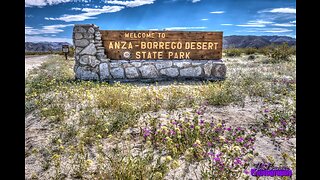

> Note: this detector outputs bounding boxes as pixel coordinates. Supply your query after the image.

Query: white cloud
[242,28,293,33]
[237,24,266,27]
[25,35,72,43]
[259,7,296,14]
[290,20,296,24]
[192,0,201,3]
[201,18,208,21]
[236,20,274,28]
[269,8,296,14]
[45,6,124,22]
[247,20,273,24]
[25,24,73,35]
[221,24,233,26]
[105,0,155,7]
[45,13,98,22]
[273,23,296,27]
[164,26,207,31]
[261,28,293,33]
[210,11,224,14]
[71,7,82,11]
[25,14,34,18]
[25,0,73,7]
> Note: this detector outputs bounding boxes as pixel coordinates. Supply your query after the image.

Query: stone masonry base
[75,59,226,82]
[73,24,226,82]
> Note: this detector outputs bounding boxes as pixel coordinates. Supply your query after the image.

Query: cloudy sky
[25,0,296,43]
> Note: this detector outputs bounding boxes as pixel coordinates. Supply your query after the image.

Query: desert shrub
[68,46,75,57]
[224,48,242,57]
[25,51,61,56]
[251,102,296,140]
[257,46,269,56]
[26,57,74,93]
[261,106,295,139]
[96,83,140,113]
[243,47,258,55]
[25,56,75,115]
[140,85,166,112]
[238,72,270,97]
[107,111,141,135]
[247,82,270,97]
[164,85,187,111]
[39,104,65,123]
[58,124,78,145]
[25,53,297,179]
[69,141,92,178]
[247,54,255,60]
[271,80,296,96]
[102,146,170,180]
[77,108,110,145]
[203,81,244,106]
[26,46,74,57]
[142,108,257,179]
[260,43,295,63]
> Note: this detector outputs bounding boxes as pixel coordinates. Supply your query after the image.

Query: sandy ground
[25,55,296,179]
[25,55,51,76]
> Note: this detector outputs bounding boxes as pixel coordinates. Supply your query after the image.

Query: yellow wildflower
[153,172,162,179]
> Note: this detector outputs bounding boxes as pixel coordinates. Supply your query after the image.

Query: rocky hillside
[25,42,72,52]
[223,35,296,48]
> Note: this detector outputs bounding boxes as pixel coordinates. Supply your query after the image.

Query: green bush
[224,48,242,57]
[261,43,296,63]
[204,81,244,106]
[243,47,258,55]
[102,147,169,180]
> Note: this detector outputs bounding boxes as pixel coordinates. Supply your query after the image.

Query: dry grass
[25,53,296,179]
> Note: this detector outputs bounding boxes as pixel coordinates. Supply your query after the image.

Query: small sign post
[62,45,69,60]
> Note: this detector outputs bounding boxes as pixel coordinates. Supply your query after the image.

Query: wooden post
[62,45,69,60]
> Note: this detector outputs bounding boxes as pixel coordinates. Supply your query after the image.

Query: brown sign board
[100,31,222,60]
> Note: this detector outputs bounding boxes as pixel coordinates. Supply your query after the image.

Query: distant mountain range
[223,35,296,48]
[25,35,296,52]
[25,42,72,52]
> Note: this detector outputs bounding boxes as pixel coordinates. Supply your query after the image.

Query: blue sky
[25,0,296,43]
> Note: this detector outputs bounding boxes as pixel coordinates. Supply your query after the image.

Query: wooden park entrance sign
[73,24,226,82]
[100,31,222,60]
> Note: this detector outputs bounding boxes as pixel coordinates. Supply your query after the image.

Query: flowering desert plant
[253,103,296,140]
[142,107,257,179]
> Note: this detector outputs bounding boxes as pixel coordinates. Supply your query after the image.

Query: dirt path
[25,55,51,76]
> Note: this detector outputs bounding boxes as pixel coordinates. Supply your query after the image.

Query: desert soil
[25,55,296,179]
[25,55,53,76]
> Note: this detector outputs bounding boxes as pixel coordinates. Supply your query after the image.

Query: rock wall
[73,24,226,82]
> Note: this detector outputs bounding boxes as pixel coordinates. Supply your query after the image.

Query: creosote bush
[224,48,242,57]
[243,47,258,55]
[261,43,296,63]
[223,44,295,63]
